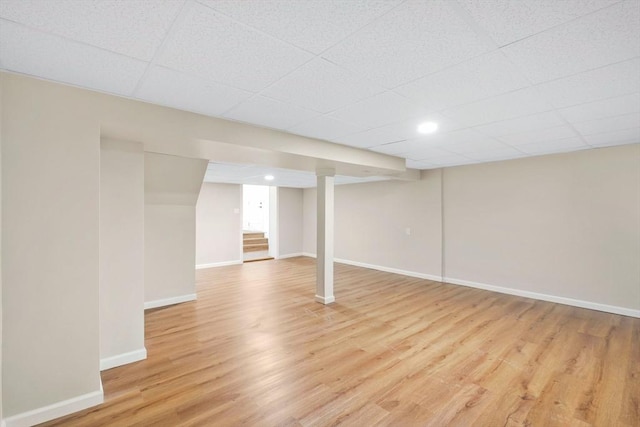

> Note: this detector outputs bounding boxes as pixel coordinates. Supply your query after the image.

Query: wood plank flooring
[40,257,639,426]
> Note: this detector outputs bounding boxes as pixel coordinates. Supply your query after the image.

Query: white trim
[444,277,640,318]
[100,348,147,371]
[144,293,196,310]
[3,380,103,427]
[334,258,442,282]
[300,254,639,318]
[315,294,335,304]
[276,252,304,259]
[196,260,242,270]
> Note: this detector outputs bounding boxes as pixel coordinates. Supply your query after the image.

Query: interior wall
[334,174,442,277]
[302,187,317,256]
[1,69,4,423]
[144,152,208,306]
[1,73,101,417]
[0,72,403,422]
[99,139,145,366]
[302,174,443,278]
[277,187,303,257]
[195,182,242,267]
[443,144,640,311]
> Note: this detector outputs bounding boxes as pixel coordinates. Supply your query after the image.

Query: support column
[316,169,335,304]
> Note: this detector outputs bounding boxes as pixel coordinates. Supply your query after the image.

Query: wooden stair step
[243,237,267,245]
[244,243,269,252]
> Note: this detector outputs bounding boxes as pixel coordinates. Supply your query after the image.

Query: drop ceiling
[1,0,638,174]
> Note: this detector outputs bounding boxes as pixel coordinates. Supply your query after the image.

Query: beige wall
[2,73,101,416]
[334,174,442,277]
[144,152,207,304]
[0,72,404,422]
[99,139,145,364]
[302,145,640,313]
[1,67,4,423]
[303,174,443,278]
[443,144,640,311]
[303,188,317,256]
[278,187,304,257]
[195,183,242,267]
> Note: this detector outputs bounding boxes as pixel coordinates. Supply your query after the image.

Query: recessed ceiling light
[264,175,275,181]
[417,121,438,134]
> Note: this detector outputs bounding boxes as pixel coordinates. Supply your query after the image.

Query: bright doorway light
[264,175,274,181]
[417,121,438,134]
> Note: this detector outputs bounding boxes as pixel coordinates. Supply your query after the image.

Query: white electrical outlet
[405,228,411,235]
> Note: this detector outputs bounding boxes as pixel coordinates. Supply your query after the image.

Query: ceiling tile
[426,154,477,167]
[322,0,493,88]
[135,66,252,117]
[558,93,640,123]
[223,96,318,130]
[473,111,566,137]
[497,125,578,146]
[370,141,453,157]
[0,19,147,96]
[458,0,620,47]
[288,116,366,141]
[536,58,640,109]
[0,0,183,60]
[262,58,383,113]
[376,114,463,142]
[444,139,511,155]
[464,147,526,161]
[199,0,402,54]
[516,137,589,154]
[572,113,640,136]
[157,2,312,92]
[405,159,438,170]
[334,128,401,149]
[501,1,640,84]
[442,87,552,127]
[329,91,425,128]
[395,50,530,111]
[583,127,640,147]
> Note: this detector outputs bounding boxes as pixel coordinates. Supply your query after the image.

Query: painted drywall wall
[1,73,101,416]
[144,152,208,305]
[195,183,242,267]
[0,71,403,422]
[99,139,145,366]
[1,68,4,423]
[303,188,317,256]
[302,175,443,278]
[278,188,304,257]
[443,144,640,311]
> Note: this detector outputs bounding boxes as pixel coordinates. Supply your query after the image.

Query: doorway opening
[242,184,273,262]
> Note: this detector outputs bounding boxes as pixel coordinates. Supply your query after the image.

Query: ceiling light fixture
[417,121,438,134]
[264,175,275,181]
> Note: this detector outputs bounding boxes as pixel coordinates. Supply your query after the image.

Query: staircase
[243,231,269,253]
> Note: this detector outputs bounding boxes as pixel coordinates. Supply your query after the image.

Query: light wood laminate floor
[40,257,639,426]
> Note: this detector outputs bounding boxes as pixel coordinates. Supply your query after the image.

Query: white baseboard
[144,293,196,310]
[196,260,242,269]
[444,277,640,318]
[100,347,147,371]
[315,295,335,304]
[334,258,442,282]
[3,380,103,427]
[276,252,305,259]
[301,253,638,318]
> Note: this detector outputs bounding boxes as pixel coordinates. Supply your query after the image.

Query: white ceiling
[1,0,639,173]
